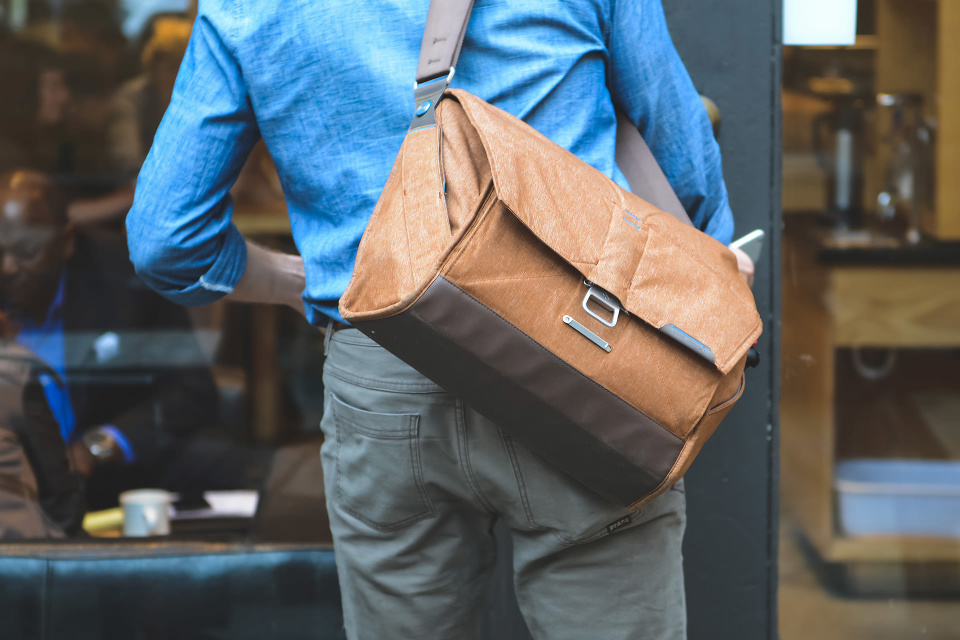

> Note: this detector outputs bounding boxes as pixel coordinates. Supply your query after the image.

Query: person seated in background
[0,39,135,228]
[108,17,192,179]
[0,170,262,511]
[59,0,134,89]
[0,311,85,539]
[0,40,72,175]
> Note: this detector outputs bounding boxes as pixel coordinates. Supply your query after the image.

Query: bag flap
[447,90,761,374]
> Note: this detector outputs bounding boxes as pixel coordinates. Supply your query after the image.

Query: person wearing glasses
[0,170,244,511]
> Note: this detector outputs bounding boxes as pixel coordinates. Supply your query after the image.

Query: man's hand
[68,431,125,476]
[226,240,308,317]
[67,440,97,477]
[729,245,755,288]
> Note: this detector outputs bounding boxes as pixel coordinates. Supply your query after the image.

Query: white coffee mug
[120,489,173,537]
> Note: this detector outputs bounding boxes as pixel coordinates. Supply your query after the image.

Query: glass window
[781,0,960,635]
[0,1,328,545]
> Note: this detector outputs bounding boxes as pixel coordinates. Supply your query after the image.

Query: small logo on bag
[606,515,633,534]
[623,210,642,231]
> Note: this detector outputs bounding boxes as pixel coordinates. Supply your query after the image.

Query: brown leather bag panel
[436,100,491,236]
[400,126,452,285]
[448,90,614,267]
[626,226,760,375]
[352,276,684,507]
[341,127,452,318]
[665,368,746,490]
[620,190,763,375]
[443,200,722,437]
[341,87,763,502]
[339,137,417,316]
[445,91,761,372]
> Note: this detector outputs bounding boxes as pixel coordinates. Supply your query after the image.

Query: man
[127,1,753,637]
[108,17,193,179]
[0,41,72,175]
[0,171,235,511]
[0,39,137,227]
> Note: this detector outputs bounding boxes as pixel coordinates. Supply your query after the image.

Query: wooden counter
[781,215,960,563]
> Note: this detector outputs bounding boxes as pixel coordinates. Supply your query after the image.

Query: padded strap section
[416,0,476,83]
[614,108,692,226]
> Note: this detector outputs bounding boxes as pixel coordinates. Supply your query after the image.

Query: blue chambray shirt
[127,0,733,325]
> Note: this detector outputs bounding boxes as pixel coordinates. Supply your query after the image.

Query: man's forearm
[68,185,136,225]
[226,239,307,314]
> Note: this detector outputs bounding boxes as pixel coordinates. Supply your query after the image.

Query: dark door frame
[664,2,782,639]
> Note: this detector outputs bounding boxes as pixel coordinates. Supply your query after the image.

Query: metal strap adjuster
[410,67,455,131]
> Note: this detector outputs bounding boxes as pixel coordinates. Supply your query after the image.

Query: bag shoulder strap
[613,111,690,224]
[415,0,693,226]
[416,0,476,84]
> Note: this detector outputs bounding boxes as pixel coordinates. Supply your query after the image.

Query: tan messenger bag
[340,0,763,509]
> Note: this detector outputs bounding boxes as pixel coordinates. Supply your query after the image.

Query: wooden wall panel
[936,1,960,238]
[876,0,938,100]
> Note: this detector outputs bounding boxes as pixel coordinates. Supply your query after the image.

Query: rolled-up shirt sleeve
[608,0,734,245]
[126,8,259,306]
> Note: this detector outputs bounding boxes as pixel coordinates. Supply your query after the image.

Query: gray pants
[320,329,687,640]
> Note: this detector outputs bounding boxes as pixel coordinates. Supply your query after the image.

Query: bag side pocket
[706,373,745,416]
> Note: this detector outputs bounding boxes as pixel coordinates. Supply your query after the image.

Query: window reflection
[780,0,960,636]
[0,2,326,544]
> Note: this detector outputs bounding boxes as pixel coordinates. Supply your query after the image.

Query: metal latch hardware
[582,280,625,328]
[410,67,456,131]
[563,316,612,353]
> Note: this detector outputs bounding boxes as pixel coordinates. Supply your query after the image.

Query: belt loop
[323,317,335,356]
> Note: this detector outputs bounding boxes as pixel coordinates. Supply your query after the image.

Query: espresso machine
[812,98,867,229]
[875,93,936,245]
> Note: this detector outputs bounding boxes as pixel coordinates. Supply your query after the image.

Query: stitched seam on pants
[325,364,446,394]
[455,400,497,514]
[500,430,614,547]
[409,416,436,515]
[499,430,555,540]
[331,333,380,347]
[336,415,416,439]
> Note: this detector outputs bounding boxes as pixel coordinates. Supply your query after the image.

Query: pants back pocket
[330,394,435,531]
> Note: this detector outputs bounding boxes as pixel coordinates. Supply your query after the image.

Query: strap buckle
[410,67,455,131]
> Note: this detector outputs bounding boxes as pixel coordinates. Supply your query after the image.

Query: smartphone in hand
[729,229,765,263]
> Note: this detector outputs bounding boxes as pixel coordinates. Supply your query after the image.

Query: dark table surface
[785,213,960,266]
